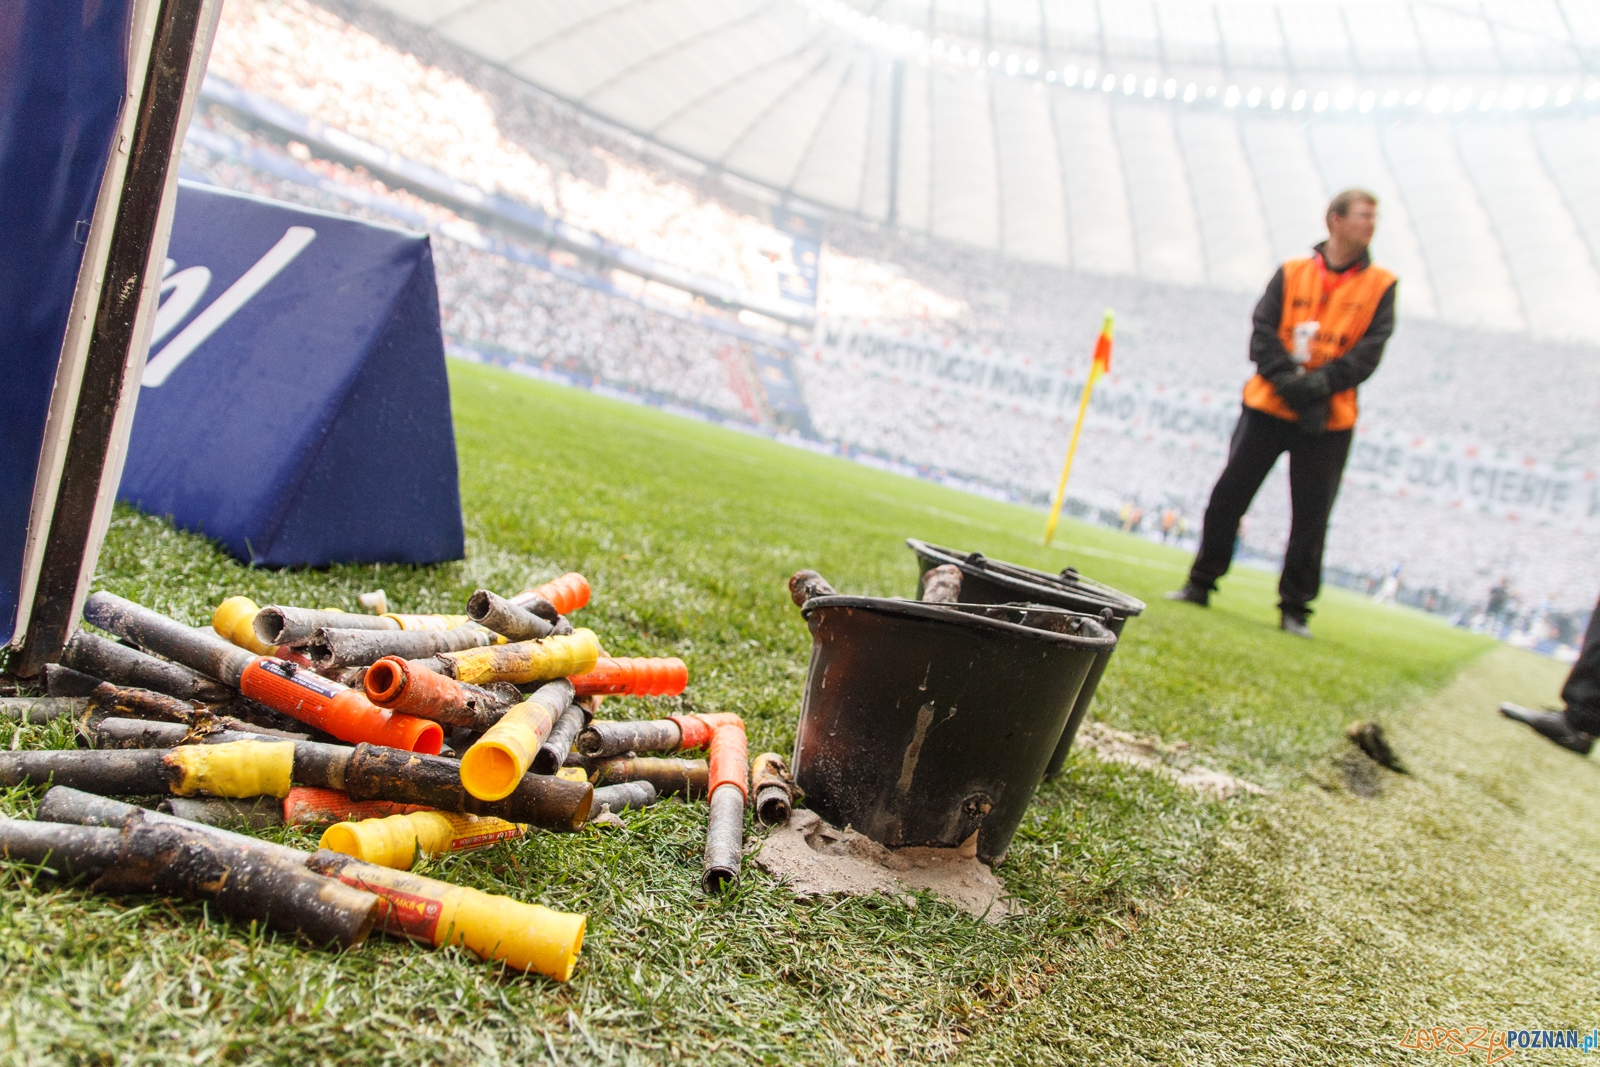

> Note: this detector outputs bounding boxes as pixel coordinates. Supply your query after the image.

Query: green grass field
[3,359,1592,1065]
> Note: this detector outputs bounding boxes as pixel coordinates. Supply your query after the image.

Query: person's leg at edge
[1558,593,1600,734]
[1500,596,1600,753]
[1278,427,1353,630]
[1185,408,1292,597]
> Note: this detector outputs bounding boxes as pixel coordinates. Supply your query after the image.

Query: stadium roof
[373,0,1600,339]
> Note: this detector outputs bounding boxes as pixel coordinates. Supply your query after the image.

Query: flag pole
[1044,309,1114,546]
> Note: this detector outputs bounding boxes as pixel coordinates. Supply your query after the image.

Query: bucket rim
[801,595,1120,651]
[906,538,1147,616]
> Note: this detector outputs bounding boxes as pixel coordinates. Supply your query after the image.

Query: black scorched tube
[588,780,658,818]
[162,797,284,830]
[532,704,586,775]
[335,743,593,830]
[253,607,395,647]
[467,590,555,641]
[0,749,175,795]
[787,570,837,607]
[84,681,201,726]
[591,756,708,799]
[60,629,234,702]
[0,740,593,829]
[308,626,498,669]
[45,664,103,697]
[83,591,254,685]
[0,810,376,947]
[574,719,682,759]
[97,816,378,947]
[749,752,799,826]
[0,697,86,725]
[701,786,744,894]
[90,717,289,749]
[919,565,964,604]
[0,818,125,879]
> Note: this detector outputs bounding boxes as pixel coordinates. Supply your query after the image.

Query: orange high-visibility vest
[1242,254,1396,431]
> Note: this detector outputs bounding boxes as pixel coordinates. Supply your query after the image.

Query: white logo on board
[141,225,316,387]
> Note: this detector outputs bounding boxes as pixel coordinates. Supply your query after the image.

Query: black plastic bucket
[906,539,1146,780]
[793,597,1116,864]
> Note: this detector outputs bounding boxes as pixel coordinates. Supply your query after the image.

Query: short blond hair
[1327,188,1378,223]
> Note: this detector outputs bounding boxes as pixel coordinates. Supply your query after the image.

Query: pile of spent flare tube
[0,573,799,982]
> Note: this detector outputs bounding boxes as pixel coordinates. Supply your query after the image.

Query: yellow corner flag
[1043,309,1114,546]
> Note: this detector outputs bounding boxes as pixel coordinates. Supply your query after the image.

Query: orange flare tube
[282,787,431,826]
[239,658,443,754]
[707,722,749,802]
[514,573,589,615]
[363,656,506,728]
[569,657,687,697]
[670,712,745,753]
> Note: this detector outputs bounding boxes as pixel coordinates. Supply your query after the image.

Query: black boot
[1499,703,1595,756]
[1280,612,1312,639]
[1165,583,1209,607]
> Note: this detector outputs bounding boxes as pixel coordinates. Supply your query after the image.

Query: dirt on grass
[1074,721,1266,799]
[755,808,1011,921]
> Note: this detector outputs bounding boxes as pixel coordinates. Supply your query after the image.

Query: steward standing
[1168,190,1397,638]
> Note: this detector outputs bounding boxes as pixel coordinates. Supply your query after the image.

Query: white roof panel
[363,0,1600,340]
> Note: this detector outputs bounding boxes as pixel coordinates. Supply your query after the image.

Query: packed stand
[197,0,1598,610]
[208,0,795,302]
[181,125,763,423]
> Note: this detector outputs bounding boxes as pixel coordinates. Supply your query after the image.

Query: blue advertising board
[0,0,134,645]
[119,182,464,567]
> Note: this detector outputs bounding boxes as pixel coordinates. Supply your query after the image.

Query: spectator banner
[120,182,464,567]
[1347,430,1600,531]
[816,318,1600,532]
[809,318,1240,451]
[750,345,814,436]
[774,210,823,306]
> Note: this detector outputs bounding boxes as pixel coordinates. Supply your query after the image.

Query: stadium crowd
[190,0,1600,613]
[207,0,799,303]
[182,117,768,424]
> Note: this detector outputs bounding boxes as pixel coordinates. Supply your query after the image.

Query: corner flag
[1043,309,1114,546]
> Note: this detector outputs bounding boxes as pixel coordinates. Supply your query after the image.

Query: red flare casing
[569,657,687,697]
[523,573,590,615]
[239,658,443,753]
[282,787,432,825]
[669,712,744,753]
[707,722,749,801]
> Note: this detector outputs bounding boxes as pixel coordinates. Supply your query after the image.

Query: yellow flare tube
[212,596,278,655]
[443,629,600,686]
[165,740,295,798]
[458,690,565,801]
[332,863,587,980]
[320,811,524,870]
[383,613,471,631]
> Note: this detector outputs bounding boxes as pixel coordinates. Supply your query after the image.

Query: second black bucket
[906,539,1146,779]
[793,597,1116,865]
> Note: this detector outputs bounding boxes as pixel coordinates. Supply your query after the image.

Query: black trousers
[1189,406,1352,617]
[1562,592,1600,733]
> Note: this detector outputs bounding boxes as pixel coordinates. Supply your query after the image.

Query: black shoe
[1280,613,1313,639]
[1165,583,1210,607]
[1499,703,1595,755]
